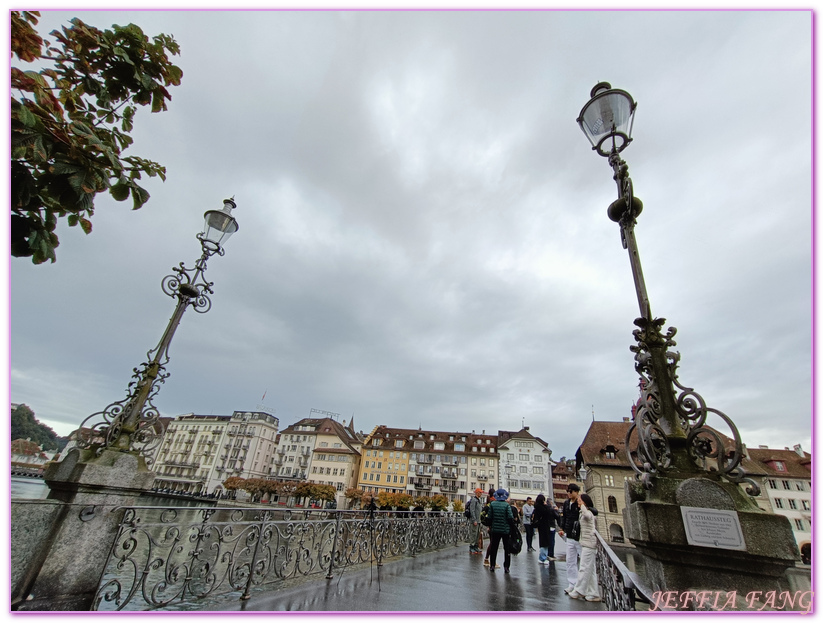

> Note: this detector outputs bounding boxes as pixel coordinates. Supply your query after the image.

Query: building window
[434,442,445,451]
[519,454,529,461]
[395,440,404,448]
[796,482,806,491]
[534,456,542,462]
[454,443,465,451]
[534,467,544,475]
[519,466,528,473]
[789,499,798,510]
[794,519,805,531]
[774,461,786,471]
[608,496,618,513]
[767,479,777,489]
[802,500,810,510]
[604,475,615,487]
[508,453,514,461]
[775,498,784,509]
[782,480,791,490]
[414,441,425,450]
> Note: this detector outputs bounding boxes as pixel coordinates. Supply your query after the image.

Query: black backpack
[463,499,473,519]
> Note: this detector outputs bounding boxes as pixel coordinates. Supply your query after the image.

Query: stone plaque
[680,506,746,551]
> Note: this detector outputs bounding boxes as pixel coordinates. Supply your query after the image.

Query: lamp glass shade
[577,87,636,156]
[202,203,238,249]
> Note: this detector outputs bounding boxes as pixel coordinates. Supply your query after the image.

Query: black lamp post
[76,198,239,463]
[576,84,758,495]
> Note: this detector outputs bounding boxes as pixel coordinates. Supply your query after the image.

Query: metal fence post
[241,510,269,601]
[326,511,342,579]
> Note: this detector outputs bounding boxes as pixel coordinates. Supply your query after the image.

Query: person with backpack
[466,488,484,554]
[486,488,515,573]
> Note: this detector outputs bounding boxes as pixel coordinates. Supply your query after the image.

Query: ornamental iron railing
[92,507,470,611]
[595,531,653,611]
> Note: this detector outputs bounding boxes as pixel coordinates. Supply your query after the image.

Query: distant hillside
[11,404,69,452]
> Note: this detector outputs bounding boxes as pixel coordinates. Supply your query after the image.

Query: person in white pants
[558,483,582,592]
[565,536,583,589]
[568,493,602,602]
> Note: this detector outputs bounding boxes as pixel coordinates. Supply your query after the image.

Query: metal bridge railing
[594,530,653,611]
[92,507,470,611]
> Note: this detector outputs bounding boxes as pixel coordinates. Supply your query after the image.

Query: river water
[10,477,49,499]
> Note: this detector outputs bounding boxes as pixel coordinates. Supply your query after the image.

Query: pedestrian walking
[532,494,561,564]
[486,488,515,573]
[567,494,601,602]
[558,484,598,593]
[466,488,484,555]
[522,497,536,552]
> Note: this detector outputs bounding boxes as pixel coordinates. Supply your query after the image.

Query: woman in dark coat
[532,494,560,564]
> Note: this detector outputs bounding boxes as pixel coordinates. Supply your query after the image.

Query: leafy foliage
[222,476,245,490]
[10,11,182,263]
[428,494,449,511]
[10,403,68,451]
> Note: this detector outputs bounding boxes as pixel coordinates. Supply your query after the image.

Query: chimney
[759,445,768,449]
[794,444,804,456]
[524,426,529,431]
[482,430,485,435]
[623,417,630,423]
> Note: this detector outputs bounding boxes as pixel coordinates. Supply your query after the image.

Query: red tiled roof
[746,447,811,479]
[576,421,634,468]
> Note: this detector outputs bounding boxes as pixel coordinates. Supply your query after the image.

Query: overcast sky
[9,9,812,461]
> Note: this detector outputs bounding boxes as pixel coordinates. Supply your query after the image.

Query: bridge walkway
[224,545,606,613]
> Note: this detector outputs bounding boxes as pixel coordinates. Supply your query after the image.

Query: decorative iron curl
[161,262,214,314]
[75,360,168,466]
[627,315,757,496]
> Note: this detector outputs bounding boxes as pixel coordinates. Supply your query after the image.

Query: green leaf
[131,184,149,210]
[110,182,130,201]
[79,218,92,234]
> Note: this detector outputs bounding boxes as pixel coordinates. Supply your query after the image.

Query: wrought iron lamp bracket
[626,317,760,496]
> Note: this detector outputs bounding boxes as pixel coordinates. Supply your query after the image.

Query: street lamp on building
[76,198,239,463]
[576,83,757,494]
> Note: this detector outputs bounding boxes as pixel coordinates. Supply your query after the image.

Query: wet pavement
[224,545,606,613]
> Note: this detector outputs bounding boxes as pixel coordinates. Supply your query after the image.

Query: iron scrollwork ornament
[625,317,760,496]
[76,243,223,464]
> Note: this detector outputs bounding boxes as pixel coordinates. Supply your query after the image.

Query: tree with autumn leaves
[343,489,453,512]
[11,11,182,263]
[223,478,336,506]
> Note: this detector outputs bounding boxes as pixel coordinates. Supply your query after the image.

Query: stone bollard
[12,448,156,611]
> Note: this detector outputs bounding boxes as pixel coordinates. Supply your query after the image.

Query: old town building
[746,444,811,555]
[358,426,500,504]
[498,427,552,502]
[152,410,280,495]
[575,418,634,545]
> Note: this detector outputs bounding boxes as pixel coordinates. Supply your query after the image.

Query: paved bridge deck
[224,545,606,613]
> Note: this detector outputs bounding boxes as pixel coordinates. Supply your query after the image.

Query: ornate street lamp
[576,84,757,494]
[76,198,239,463]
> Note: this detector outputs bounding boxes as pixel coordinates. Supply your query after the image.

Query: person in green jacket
[487,488,515,573]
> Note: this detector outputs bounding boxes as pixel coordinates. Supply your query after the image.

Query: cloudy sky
[9,8,812,462]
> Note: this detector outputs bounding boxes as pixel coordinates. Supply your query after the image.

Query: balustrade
[595,531,652,611]
[92,508,470,611]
